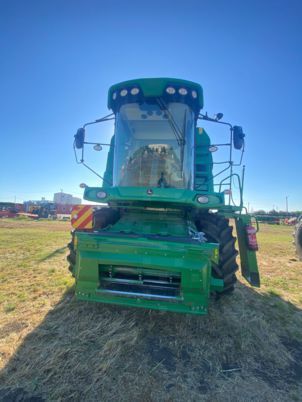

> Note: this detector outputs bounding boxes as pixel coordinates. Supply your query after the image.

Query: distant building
[53,192,81,205]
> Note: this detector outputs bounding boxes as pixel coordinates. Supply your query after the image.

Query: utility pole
[286,196,288,214]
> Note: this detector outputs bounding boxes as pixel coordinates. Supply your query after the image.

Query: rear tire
[93,208,120,229]
[196,213,239,294]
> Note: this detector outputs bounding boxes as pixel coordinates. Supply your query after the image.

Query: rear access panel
[74,232,218,315]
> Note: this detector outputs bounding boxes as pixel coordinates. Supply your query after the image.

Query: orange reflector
[71,205,93,229]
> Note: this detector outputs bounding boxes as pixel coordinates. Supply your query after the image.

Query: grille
[98,265,181,300]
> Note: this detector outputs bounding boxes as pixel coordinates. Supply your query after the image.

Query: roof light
[112,92,117,100]
[192,90,197,99]
[179,88,188,95]
[96,191,107,199]
[93,144,102,151]
[197,196,209,204]
[130,87,140,95]
[166,87,176,95]
[120,89,128,97]
[79,183,88,188]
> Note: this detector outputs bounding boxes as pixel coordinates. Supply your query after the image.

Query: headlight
[93,144,102,151]
[96,191,107,199]
[197,196,209,204]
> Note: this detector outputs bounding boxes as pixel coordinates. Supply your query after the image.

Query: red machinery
[0,202,23,218]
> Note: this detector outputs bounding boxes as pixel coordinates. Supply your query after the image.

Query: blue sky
[0,0,301,211]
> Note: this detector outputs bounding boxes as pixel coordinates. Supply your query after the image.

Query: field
[0,219,301,401]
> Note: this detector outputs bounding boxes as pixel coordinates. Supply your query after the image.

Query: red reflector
[245,225,259,251]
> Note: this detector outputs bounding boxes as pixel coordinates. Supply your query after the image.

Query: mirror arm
[83,113,115,128]
[74,113,115,182]
[198,113,233,129]
[84,142,111,146]
[73,141,84,164]
[81,162,112,186]
[233,142,245,166]
[73,142,111,185]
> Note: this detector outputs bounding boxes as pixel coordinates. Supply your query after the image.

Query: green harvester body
[71,78,260,315]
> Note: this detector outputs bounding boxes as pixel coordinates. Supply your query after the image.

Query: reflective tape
[71,205,93,229]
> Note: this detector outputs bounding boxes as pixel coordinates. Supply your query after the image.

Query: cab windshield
[113,101,195,189]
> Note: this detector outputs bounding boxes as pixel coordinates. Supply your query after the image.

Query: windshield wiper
[156,97,187,174]
[156,97,185,146]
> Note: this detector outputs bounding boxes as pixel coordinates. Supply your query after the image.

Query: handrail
[219,173,243,208]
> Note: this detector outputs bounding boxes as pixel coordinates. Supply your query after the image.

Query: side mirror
[74,128,85,149]
[233,126,245,150]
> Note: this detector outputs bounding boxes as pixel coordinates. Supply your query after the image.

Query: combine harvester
[68,78,260,315]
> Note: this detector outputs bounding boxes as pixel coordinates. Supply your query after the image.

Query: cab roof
[107,77,204,114]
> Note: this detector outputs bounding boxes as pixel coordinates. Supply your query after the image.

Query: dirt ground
[0,219,301,401]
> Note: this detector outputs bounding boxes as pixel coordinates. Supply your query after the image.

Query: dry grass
[0,219,301,401]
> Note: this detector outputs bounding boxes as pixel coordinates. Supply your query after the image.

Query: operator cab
[108,78,203,190]
[73,78,246,209]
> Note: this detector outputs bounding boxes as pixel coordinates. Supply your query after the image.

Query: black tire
[195,213,239,293]
[295,218,302,261]
[93,207,120,229]
[66,208,120,276]
[67,232,76,276]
